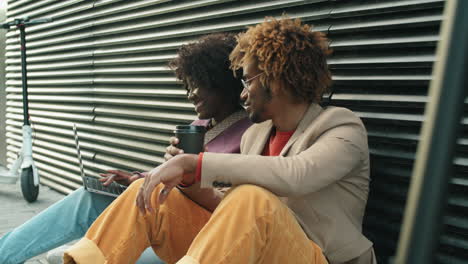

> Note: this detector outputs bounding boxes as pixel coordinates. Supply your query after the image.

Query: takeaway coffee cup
[174,125,206,154]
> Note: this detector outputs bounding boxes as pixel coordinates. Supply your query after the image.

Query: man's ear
[269,78,286,97]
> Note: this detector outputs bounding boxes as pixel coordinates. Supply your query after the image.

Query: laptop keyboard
[85,176,127,195]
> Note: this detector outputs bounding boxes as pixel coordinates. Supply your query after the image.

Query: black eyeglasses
[241,72,263,93]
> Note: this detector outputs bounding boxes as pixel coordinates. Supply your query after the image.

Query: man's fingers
[136,187,146,214]
[138,176,150,212]
[158,185,175,204]
[159,187,169,204]
[143,178,160,213]
[143,188,153,213]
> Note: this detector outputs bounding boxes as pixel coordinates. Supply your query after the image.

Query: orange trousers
[64,179,328,264]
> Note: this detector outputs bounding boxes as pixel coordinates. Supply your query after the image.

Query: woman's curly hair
[230,16,332,103]
[169,33,243,105]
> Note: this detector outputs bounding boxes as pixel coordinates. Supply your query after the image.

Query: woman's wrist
[131,171,146,179]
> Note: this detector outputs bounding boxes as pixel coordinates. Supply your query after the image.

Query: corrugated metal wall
[4,0,466,263]
[0,2,7,166]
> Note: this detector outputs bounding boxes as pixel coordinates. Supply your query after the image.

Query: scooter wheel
[21,167,39,202]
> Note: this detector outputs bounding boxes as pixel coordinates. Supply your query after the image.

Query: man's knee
[230,184,275,197]
[225,184,279,210]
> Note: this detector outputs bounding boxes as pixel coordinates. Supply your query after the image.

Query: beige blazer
[201,103,374,263]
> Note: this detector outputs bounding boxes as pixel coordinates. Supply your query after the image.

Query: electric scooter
[0,17,52,202]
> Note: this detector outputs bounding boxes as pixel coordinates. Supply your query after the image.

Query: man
[64,17,376,264]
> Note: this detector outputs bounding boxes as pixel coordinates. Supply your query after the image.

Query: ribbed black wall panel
[4,0,466,263]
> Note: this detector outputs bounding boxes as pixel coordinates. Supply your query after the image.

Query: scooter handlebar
[25,18,53,25]
[1,17,53,29]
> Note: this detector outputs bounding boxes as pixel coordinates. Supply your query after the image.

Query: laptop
[72,124,127,197]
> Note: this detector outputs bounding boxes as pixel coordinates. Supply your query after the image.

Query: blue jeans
[0,187,164,264]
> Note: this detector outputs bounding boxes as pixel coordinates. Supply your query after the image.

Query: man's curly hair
[169,33,243,105]
[230,16,332,103]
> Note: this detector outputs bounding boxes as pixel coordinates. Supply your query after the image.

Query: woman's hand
[164,137,183,161]
[99,170,140,186]
[136,154,198,213]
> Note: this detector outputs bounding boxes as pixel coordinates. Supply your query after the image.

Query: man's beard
[249,110,264,123]
[248,85,272,123]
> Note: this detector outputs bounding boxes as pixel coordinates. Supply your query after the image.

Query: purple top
[191,117,252,154]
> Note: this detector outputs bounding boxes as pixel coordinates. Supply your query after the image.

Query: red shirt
[193,128,295,183]
[262,129,295,156]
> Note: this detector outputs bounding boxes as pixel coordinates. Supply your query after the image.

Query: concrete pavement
[0,165,65,263]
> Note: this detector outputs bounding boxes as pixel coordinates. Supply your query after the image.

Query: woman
[0,33,252,264]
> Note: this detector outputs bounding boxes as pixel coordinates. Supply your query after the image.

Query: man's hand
[164,137,208,161]
[99,170,140,186]
[136,154,198,213]
[164,137,183,161]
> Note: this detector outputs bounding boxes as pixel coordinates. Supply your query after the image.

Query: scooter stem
[19,24,30,126]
